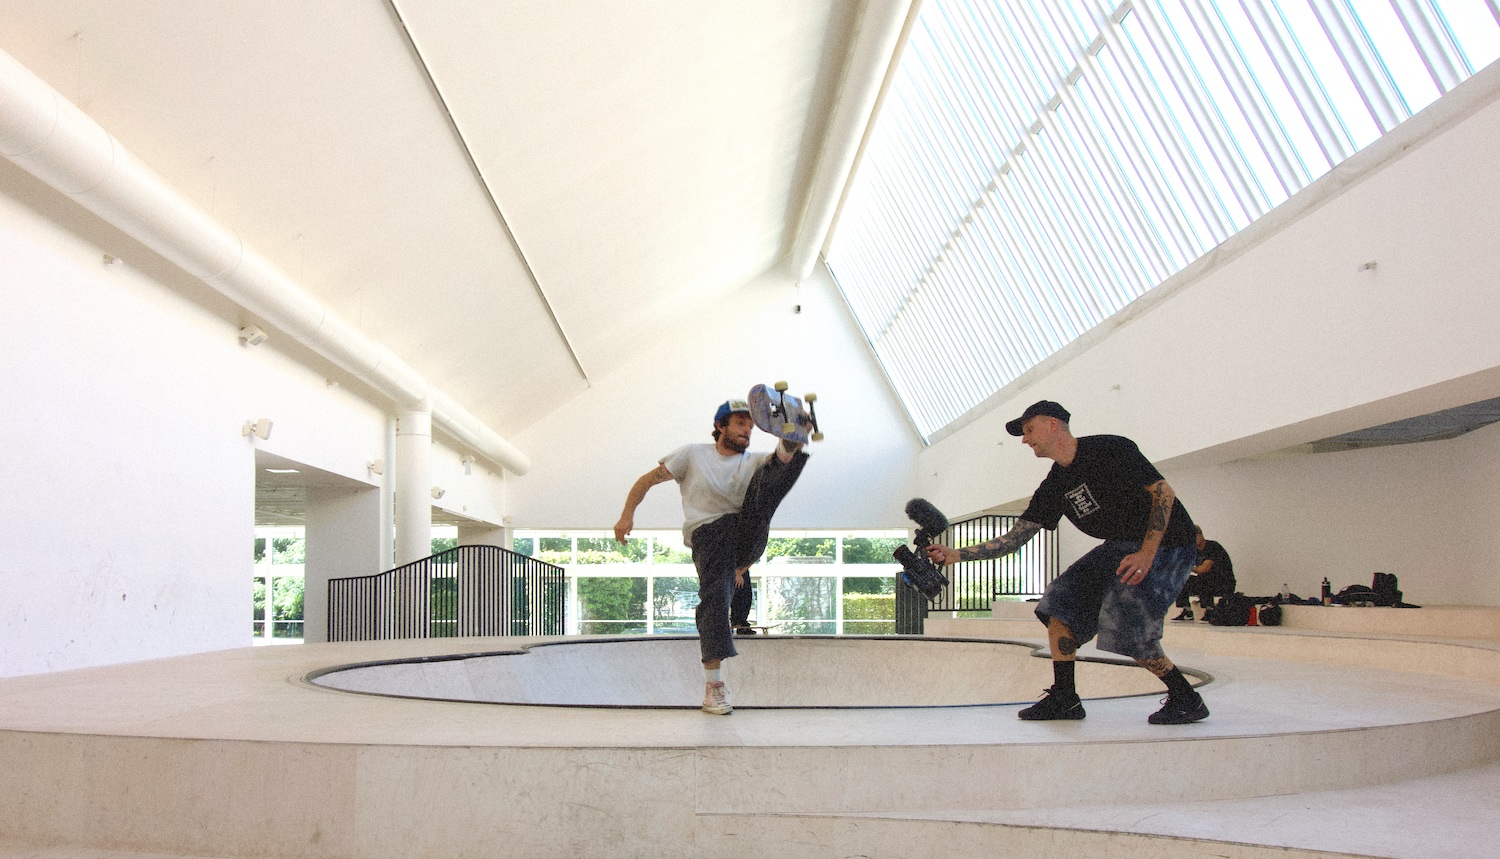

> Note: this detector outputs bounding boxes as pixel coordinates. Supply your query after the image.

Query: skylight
[826,0,1500,440]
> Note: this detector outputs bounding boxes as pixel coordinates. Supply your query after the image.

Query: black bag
[1372,572,1402,607]
[1259,603,1283,626]
[1337,584,1380,606]
[1206,593,1253,626]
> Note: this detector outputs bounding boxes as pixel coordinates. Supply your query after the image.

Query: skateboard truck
[772,381,824,442]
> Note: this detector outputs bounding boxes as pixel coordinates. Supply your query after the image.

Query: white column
[394,402,433,565]
[304,486,383,643]
[379,414,396,572]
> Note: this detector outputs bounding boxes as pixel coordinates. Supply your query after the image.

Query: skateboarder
[924,400,1209,725]
[614,398,809,714]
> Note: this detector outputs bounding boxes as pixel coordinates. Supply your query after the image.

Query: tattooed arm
[925,519,1042,565]
[1116,478,1175,586]
[614,464,675,544]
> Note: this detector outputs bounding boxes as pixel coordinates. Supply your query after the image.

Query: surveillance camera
[238,325,268,346]
[241,418,272,440]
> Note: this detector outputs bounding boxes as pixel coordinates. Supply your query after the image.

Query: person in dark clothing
[925,400,1209,725]
[1172,527,1236,621]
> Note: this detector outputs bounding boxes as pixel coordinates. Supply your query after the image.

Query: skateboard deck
[748,382,823,445]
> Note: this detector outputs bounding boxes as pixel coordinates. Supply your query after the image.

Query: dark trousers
[691,451,809,663]
[1175,573,1235,608]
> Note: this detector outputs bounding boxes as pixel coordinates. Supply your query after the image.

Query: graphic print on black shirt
[1063,483,1100,519]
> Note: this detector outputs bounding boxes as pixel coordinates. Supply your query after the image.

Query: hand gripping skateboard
[748,382,824,445]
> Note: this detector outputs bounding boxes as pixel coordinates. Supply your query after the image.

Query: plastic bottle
[1281,582,1291,602]
[1321,577,1332,605]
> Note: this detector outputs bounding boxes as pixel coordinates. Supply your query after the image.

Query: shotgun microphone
[904,498,949,541]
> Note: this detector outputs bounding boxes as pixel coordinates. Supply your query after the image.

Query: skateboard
[734,623,779,636]
[748,382,824,445]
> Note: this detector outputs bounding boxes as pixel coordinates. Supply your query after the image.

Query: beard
[721,433,749,453]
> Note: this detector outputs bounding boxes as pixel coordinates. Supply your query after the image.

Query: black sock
[1161,666,1195,698]
[1053,660,1076,695]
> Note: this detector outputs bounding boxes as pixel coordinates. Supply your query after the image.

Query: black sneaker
[1148,691,1209,724]
[1171,609,1194,622]
[734,625,757,636]
[1018,686,1085,721]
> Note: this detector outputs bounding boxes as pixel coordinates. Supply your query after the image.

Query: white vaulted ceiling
[0,0,893,438]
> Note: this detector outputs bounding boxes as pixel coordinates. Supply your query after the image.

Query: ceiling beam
[385,0,590,384]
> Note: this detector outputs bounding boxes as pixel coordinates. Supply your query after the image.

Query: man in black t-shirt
[926,400,1209,725]
[1172,527,1236,621]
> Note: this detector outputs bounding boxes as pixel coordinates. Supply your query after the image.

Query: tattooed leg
[1048,617,1079,661]
[1137,655,1175,677]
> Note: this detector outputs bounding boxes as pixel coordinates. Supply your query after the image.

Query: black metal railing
[328,545,565,642]
[896,514,1059,633]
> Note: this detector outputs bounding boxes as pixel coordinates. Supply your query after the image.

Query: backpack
[1206,593,1253,626]
[1337,584,1380,606]
[1258,602,1283,626]
[1372,572,1402,607]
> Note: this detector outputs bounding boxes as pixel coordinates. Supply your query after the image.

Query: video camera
[893,498,950,600]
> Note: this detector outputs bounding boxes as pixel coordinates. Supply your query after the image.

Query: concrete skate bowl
[305,636,1192,709]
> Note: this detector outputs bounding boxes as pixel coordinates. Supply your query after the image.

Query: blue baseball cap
[714,399,750,425]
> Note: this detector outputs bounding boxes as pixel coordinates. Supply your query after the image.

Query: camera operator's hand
[925,544,958,565]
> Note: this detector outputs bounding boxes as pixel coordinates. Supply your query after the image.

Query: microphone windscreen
[904,497,950,534]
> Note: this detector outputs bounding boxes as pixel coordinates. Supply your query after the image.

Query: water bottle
[1281,582,1290,602]
[1321,577,1332,605]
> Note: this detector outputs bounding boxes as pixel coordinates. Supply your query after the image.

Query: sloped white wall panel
[507,266,923,533]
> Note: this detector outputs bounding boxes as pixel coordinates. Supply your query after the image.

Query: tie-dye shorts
[1034,541,1195,661]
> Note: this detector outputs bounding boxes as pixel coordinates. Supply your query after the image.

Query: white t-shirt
[660,443,770,547]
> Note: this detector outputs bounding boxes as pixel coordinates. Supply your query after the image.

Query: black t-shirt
[1020,435,1195,547]
[1196,540,1235,589]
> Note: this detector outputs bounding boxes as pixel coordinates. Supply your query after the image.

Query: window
[827,0,1500,439]
[516,530,907,635]
[252,527,305,643]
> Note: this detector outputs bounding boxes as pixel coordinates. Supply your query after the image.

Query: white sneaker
[702,681,732,715]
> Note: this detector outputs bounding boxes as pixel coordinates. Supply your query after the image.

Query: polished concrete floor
[1,608,1498,858]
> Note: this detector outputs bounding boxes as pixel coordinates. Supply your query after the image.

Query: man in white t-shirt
[614,398,809,714]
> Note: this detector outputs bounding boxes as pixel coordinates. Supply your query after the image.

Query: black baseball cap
[1006,400,1070,436]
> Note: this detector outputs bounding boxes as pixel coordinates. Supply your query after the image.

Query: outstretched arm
[1116,478,1175,585]
[614,464,675,544]
[925,520,1042,565]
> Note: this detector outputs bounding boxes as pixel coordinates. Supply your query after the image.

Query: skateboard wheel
[782,422,795,435]
[774,381,788,392]
[805,392,817,402]
[811,431,825,442]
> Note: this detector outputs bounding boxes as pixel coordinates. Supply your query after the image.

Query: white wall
[303,486,384,644]
[915,65,1500,606]
[0,163,396,676]
[1170,421,1500,606]
[430,440,507,529]
[507,265,924,533]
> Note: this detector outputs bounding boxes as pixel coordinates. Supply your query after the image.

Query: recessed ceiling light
[265,468,300,474]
